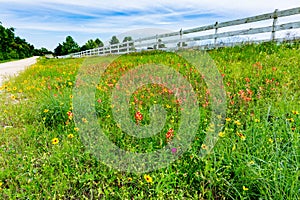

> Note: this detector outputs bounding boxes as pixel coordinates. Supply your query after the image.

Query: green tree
[121,36,134,51]
[0,22,35,60]
[85,39,98,49]
[61,36,80,55]
[110,36,119,45]
[95,38,104,47]
[54,43,63,56]
[122,36,133,43]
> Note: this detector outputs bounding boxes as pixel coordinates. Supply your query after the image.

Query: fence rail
[61,7,300,58]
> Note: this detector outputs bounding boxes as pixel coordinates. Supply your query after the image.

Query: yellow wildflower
[292,110,299,115]
[243,186,249,191]
[268,138,273,144]
[82,118,88,123]
[52,138,59,145]
[218,131,226,138]
[234,120,242,126]
[144,175,153,183]
[248,160,255,165]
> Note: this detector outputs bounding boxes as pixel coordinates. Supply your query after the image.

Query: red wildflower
[166,128,174,141]
[67,111,73,117]
[135,111,143,123]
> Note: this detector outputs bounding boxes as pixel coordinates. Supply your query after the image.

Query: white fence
[61,7,300,58]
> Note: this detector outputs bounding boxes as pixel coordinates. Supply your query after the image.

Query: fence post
[271,9,278,41]
[214,21,219,48]
[126,41,129,53]
[179,28,183,48]
[155,34,158,49]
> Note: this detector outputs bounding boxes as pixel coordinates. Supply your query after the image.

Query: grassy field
[0,42,299,199]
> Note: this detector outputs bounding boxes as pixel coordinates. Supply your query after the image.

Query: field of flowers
[0,42,299,199]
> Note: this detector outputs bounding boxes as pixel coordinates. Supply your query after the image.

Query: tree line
[0,22,54,61]
[54,35,133,56]
[2,20,173,60]
[0,21,133,60]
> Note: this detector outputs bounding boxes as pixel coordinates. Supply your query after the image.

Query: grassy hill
[0,42,299,199]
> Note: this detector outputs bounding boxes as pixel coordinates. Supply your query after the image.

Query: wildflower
[69,95,73,98]
[13,87,17,91]
[254,119,260,123]
[201,144,208,150]
[292,110,299,115]
[268,138,273,144]
[68,82,73,86]
[52,138,59,145]
[234,120,242,126]
[248,160,255,165]
[67,111,73,120]
[0,181,2,187]
[243,186,249,191]
[287,118,294,122]
[144,174,153,183]
[218,131,226,138]
[10,95,16,100]
[82,118,88,123]
[171,148,177,154]
[236,132,246,141]
[128,177,132,182]
[166,128,174,141]
[74,127,79,131]
[135,111,143,123]
[44,109,49,113]
[225,118,231,122]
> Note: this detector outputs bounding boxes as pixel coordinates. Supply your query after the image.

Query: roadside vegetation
[0,42,299,199]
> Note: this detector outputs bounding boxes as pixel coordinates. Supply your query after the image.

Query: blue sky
[0,0,299,51]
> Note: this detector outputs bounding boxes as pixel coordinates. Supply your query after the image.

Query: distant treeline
[54,35,133,56]
[0,21,134,59]
[0,22,52,61]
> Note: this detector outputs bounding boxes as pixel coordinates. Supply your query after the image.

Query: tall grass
[0,42,299,199]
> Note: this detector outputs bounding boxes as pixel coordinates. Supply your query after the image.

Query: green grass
[0,42,299,199]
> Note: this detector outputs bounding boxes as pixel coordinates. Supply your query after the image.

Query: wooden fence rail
[61,7,300,58]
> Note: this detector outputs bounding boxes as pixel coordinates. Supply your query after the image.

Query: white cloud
[0,0,299,49]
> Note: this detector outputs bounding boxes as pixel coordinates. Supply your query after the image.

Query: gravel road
[0,56,39,85]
